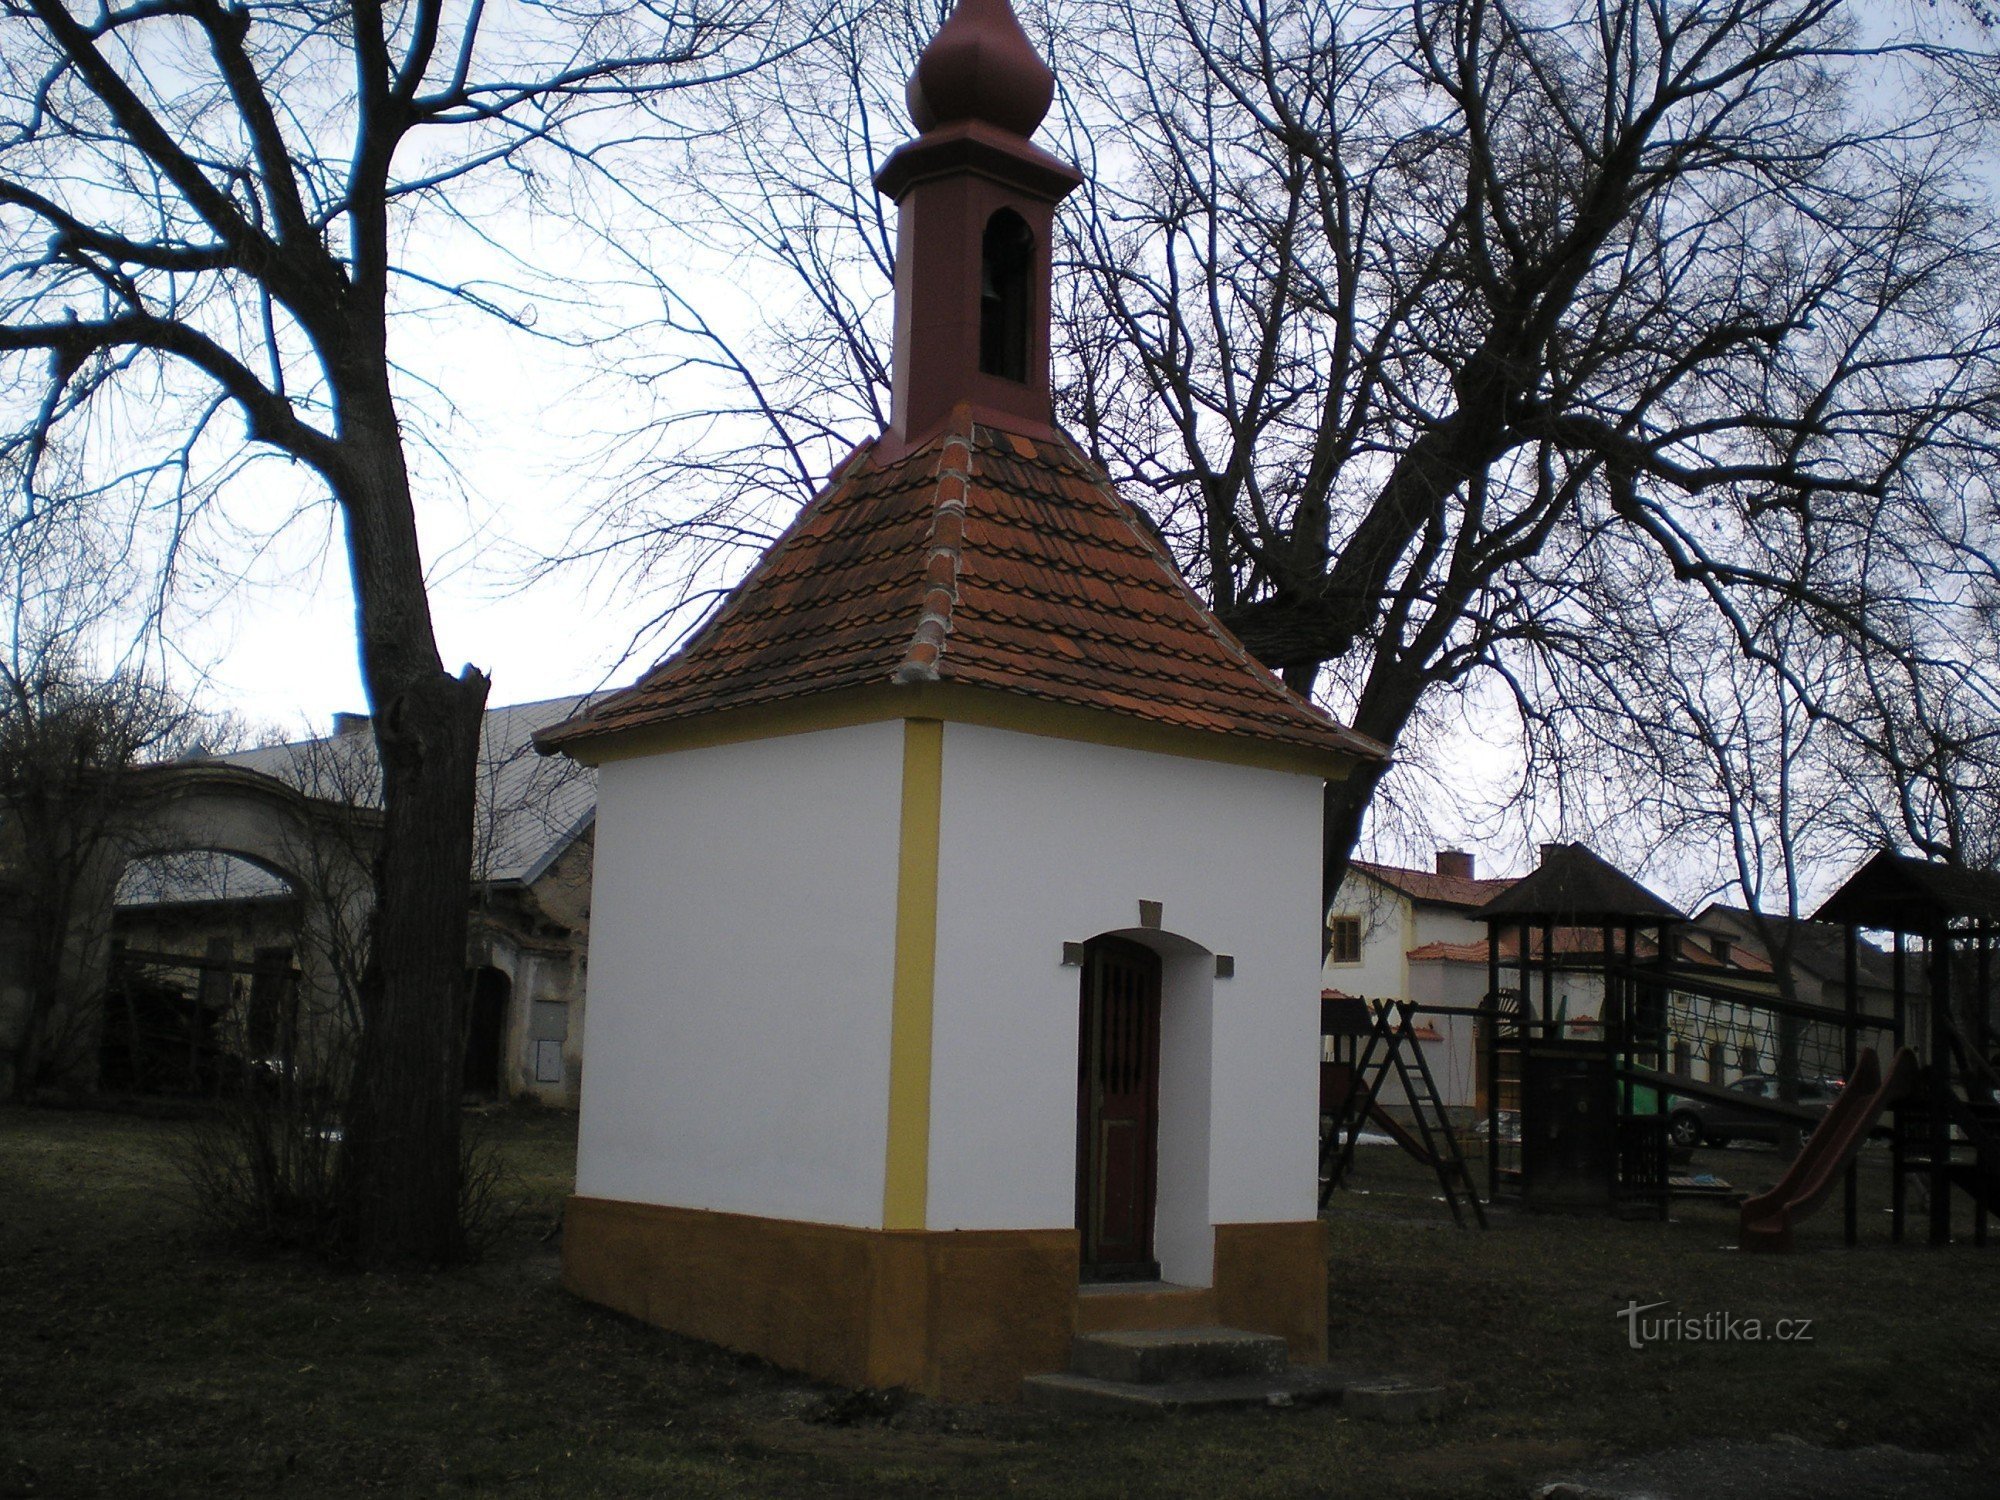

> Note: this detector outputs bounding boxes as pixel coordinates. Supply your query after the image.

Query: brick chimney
[333,711,371,736]
[872,0,1082,460]
[1435,849,1474,880]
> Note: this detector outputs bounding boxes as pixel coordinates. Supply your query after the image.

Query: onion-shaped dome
[905,0,1056,139]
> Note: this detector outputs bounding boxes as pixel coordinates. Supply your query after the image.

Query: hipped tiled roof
[1350,859,1520,911]
[540,412,1381,765]
[1695,904,1896,988]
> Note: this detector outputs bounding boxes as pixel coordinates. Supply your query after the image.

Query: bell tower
[873,0,1082,460]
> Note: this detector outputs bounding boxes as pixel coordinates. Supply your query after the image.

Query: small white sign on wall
[535,1038,564,1084]
[531,1001,568,1085]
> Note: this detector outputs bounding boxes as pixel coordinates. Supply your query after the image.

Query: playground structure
[1807,853,2000,1248]
[1319,842,2000,1249]
[1470,843,2000,1245]
[1319,994,1486,1227]
[1474,845,1688,1217]
[1739,1044,1920,1252]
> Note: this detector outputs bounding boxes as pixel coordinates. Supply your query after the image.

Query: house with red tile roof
[1321,850,1521,1113]
[1323,850,1521,1008]
[1328,847,1780,1114]
[536,0,1381,1401]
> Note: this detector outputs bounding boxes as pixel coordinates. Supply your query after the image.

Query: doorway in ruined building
[463,965,510,1098]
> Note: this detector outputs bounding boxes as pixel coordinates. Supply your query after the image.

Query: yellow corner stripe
[884,718,943,1230]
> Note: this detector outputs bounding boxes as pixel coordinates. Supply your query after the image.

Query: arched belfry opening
[979,209,1034,382]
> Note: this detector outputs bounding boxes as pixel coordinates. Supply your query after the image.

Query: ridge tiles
[542,411,1381,762]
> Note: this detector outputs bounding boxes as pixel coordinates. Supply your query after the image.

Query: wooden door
[1076,937,1162,1281]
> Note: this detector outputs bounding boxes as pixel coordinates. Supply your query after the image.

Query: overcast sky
[114,0,2000,904]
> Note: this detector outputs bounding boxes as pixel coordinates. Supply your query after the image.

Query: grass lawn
[3,1102,1996,1498]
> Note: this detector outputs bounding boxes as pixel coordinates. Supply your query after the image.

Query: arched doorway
[1075,935,1162,1281]
[104,850,303,1095]
[463,965,510,1098]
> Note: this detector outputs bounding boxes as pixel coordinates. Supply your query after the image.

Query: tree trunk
[330,371,490,1269]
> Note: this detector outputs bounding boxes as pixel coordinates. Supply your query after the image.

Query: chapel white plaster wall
[574,721,903,1227]
[923,723,1325,1241]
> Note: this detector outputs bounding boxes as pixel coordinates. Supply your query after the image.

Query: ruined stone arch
[63,762,381,1088]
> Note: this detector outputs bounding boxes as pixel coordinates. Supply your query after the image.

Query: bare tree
[589,0,2000,940]
[0,0,793,1264]
[1066,0,2000,918]
[271,730,384,1035]
[542,0,924,657]
[1830,624,2000,872]
[0,532,212,1098]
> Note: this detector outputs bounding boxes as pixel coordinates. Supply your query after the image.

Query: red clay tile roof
[1405,929,1773,973]
[1405,939,1498,963]
[1350,860,1520,911]
[540,410,1382,763]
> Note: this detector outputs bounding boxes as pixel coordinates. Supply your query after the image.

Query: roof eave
[538,679,1374,781]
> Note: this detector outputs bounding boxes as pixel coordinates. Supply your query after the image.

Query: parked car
[1666,1074,1841,1149]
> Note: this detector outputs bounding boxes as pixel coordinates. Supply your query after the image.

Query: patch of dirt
[1535,1436,1992,1499]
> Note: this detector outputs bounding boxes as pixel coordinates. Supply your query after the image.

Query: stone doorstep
[1074,1279,1219,1334]
[1070,1326,1289,1385]
[1021,1364,1344,1416]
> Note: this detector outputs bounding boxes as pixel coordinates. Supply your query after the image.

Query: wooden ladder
[1321,1002,1488,1228]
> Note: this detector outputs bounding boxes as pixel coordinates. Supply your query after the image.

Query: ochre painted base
[563,1197,1329,1397]
[1214,1218,1329,1361]
[562,1197,1077,1400]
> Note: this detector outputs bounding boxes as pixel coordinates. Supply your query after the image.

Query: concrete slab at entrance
[1021,1365,1342,1415]
[1023,1323,1336,1414]
[1070,1326,1287,1385]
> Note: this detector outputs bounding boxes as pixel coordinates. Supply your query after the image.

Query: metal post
[1892,929,1907,1244]
[1845,922,1859,1247]
[1486,925,1501,1202]
[1540,920,1554,1040]
[1605,920,1621,1208]
[1651,922,1670,1218]
[1978,923,1991,1248]
[1931,931,1952,1247]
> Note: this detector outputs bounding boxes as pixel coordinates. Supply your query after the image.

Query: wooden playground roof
[1813,850,2000,932]
[1473,843,1685,925]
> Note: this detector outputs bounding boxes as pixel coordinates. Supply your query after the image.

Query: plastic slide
[1739,1046,1920,1253]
